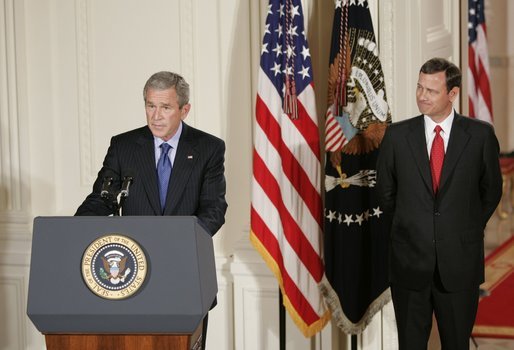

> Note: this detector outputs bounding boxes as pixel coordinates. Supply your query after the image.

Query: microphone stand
[118,176,133,216]
[100,175,133,216]
[111,196,120,216]
[100,176,120,216]
[100,192,120,216]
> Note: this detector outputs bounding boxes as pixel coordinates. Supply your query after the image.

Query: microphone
[120,174,134,198]
[119,171,134,216]
[101,176,114,198]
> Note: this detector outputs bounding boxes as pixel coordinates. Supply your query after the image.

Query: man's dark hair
[420,57,461,92]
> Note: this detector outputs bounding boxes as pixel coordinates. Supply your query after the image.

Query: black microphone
[120,175,134,198]
[100,176,113,198]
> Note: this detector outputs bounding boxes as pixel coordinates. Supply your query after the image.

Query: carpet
[472,235,514,339]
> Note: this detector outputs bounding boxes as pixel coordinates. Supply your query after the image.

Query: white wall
[0,0,466,349]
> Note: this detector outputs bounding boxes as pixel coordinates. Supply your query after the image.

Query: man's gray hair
[143,71,190,108]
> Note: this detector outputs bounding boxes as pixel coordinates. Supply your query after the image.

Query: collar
[154,121,183,149]
[424,109,455,135]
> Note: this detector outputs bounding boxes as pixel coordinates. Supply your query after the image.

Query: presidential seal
[81,234,147,300]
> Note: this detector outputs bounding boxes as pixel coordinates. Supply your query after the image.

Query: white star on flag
[301,45,310,60]
[327,210,337,222]
[272,43,282,57]
[299,65,310,79]
[343,214,354,226]
[270,62,281,76]
[261,43,269,54]
[355,214,364,226]
[290,5,300,18]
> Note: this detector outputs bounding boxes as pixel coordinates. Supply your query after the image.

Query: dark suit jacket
[76,122,228,235]
[376,113,502,292]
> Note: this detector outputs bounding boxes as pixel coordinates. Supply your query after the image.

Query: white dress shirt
[153,121,182,167]
[424,110,454,157]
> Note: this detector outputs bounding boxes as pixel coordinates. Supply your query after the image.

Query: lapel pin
[187,155,193,159]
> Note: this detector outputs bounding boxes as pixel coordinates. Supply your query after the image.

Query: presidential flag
[320,0,392,333]
[250,0,330,337]
[468,0,493,124]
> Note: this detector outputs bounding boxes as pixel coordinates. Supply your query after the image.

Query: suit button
[435,212,441,216]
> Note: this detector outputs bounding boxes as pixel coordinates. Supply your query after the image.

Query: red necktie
[430,125,444,193]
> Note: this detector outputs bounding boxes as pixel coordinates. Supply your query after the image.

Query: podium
[27,216,217,350]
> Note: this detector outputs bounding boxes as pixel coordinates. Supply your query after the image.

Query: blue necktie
[157,143,172,212]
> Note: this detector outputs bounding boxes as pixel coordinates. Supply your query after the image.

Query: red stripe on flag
[326,130,345,150]
[253,150,324,280]
[325,110,346,152]
[468,46,479,87]
[468,45,480,117]
[251,207,321,325]
[468,6,493,123]
[477,57,493,113]
[469,97,476,118]
[255,96,323,227]
[291,87,321,161]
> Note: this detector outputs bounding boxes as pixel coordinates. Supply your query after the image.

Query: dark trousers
[391,269,479,350]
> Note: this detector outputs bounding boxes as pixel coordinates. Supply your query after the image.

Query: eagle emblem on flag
[322,0,392,334]
[327,22,391,155]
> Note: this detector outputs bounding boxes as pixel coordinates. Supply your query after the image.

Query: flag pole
[351,334,357,350]
[279,288,286,350]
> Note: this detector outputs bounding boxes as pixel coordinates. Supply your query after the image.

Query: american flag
[325,106,348,152]
[468,0,493,124]
[250,0,330,337]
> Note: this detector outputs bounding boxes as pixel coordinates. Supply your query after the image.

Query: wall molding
[179,0,196,124]
[0,211,31,240]
[0,0,31,235]
[75,0,96,186]
[378,0,395,118]
[211,255,234,350]
[0,275,28,349]
[0,249,31,266]
[1,0,22,212]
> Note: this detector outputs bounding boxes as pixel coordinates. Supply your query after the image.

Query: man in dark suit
[376,57,502,349]
[76,71,227,349]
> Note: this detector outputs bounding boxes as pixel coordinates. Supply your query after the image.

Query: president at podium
[75,71,228,349]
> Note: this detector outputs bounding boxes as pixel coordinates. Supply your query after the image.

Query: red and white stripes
[468,0,493,124]
[325,105,348,152]
[251,69,330,337]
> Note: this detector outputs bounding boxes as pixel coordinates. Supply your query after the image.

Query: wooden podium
[27,216,216,350]
[44,329,202,350]
[44,328,203,350]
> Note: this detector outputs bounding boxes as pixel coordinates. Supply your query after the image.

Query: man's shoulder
[455,113,492,128]
[454,114,496,136]
[112,126,151,141]
[386,115,423,133]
